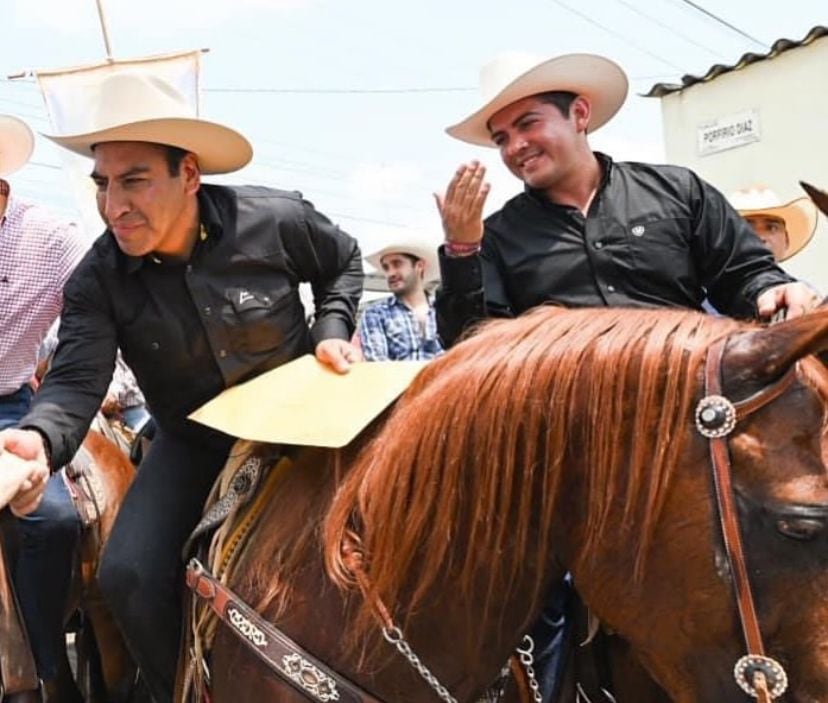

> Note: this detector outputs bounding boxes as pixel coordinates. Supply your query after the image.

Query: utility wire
[549,0,686,71]
[203,74,674,94]
[675,0,769,50]
[205,86,475,95]
[611,0,730,60]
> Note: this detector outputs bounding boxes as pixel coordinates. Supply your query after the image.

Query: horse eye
[776,517,826,541]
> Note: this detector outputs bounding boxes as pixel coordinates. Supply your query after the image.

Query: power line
[549,0,686,71]
[205,86,475,95]
[0,95,43,110]
[610,0,730,60]
[29,161,62,170]
[674,0,768,50]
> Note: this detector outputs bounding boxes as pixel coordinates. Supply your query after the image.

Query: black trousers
[98,426,235,703]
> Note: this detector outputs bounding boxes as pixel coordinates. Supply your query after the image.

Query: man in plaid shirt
[359,237,444,361]
[0,114,88,701]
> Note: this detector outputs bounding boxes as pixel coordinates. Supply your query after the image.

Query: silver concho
[282,653,340,701]
[695,394,737,438]
[734,654,788,698]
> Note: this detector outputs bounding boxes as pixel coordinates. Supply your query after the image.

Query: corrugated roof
[644,25,828,98]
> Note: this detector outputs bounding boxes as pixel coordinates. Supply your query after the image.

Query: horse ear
[800,181,828,217]
[724,307,828,387]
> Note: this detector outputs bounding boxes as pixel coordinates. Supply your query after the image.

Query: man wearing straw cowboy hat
[0,114,89,701]
[434,52,819,348]
[728,184,818,263]
[0,72,363,701]
[433,50,820,701]
[359,237,444,361]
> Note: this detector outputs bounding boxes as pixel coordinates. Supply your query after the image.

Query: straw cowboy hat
[0,115,34,177]
[365,237,440,282]
[446,52,629,147]
[45,72,252,174]
[729,185,818,261]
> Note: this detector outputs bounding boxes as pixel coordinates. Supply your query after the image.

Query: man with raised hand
[434,52,817,348]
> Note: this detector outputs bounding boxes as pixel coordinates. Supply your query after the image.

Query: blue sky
[3,0,826,258]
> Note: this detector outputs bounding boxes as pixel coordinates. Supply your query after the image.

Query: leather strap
[704,338,795,702]
[185,559,383,703]
[706,339,766,657]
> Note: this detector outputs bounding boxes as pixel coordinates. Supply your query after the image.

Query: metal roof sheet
[644,25,828,98]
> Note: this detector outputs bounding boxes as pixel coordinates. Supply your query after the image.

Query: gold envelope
[188,355,428,448]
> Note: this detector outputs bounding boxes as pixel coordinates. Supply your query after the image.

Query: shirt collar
[524,151,614,206]
[123,185,225,275]
[386,292,435,310]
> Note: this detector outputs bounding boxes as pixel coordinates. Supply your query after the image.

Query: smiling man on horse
[0,71,363,703]
[433,51,822,702]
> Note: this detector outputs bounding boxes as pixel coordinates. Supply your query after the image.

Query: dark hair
[534,91,578,118]
[163,145,190,176]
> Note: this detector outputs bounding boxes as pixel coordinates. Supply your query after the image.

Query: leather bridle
[696,337,795,702]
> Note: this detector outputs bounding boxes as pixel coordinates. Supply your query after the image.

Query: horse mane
[322,306,746,638]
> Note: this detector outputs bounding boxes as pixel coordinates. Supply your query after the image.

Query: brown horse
[198,306,828,703]
[1,425,137,703]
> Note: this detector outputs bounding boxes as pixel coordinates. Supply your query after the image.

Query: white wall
[658,36,828,292]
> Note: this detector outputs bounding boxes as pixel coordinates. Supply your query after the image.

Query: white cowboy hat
[446,52,629,147]
[365,238,440,282]
[44,72,252,174]
[0,115,34,177]
[728,185,818,261]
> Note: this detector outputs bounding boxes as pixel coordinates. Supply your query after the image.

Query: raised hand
[434,161,491,245]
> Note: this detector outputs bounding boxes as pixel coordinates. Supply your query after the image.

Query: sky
[2,0,826,265]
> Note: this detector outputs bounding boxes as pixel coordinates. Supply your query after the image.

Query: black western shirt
[436,154,794,346]
[21,183,363,467]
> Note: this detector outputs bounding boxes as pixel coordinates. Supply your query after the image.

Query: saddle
[63,445,105,532]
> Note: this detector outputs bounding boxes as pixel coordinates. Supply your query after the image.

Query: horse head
[214,306,828,703]
[571,307,828,703]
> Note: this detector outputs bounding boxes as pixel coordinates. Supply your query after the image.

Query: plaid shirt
[358,295,444,361]
[0,196,87,395]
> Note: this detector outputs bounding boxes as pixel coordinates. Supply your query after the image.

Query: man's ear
[571,96,592,133]
[415,259,426,280]
[182,152,202,195]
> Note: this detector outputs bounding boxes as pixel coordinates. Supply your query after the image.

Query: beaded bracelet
[444,240,481,257]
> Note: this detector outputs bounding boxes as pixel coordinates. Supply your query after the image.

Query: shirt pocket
[221,286,306,355]
[625,216,695,285]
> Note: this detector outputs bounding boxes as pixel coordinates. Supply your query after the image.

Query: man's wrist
[444,240,481,258]
[19,426,53,470]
